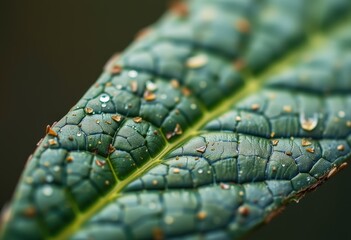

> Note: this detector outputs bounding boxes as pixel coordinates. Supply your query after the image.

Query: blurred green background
[0,1,350,239]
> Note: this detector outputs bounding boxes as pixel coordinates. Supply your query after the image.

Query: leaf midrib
[51,18,349,240]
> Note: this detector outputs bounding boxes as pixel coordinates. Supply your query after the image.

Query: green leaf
[1,0,351,239]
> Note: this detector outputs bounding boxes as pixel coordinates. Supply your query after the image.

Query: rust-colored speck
[301,138,312,146]
[85,107,94,114]
[169,0,188,17]
[197,211,207,220]
[111,115,122,122]
[95,159,106,167]
[235,18,251,33]
[66,156,74,163]
[108,144,116,154]
[144,90,156,101]
[272,139,279,146]
[46,125,58,137]
[238,206,250,216]
[196,145,207,153]
[133,117,143,123]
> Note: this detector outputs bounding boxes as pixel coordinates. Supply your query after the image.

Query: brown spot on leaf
[196,145,207,153]
[111,115,122,122]
[174,123,183,135]
[238,206,250,216]
[66,156,74,163]
[24,206,36,218]
[220,183,230,190]
[306,147,315,153]
[337,144,345,151]
[46,125,58,137]
[48,139,57,146]
[251,103,260,111]
[169,0,188,17]
[85,107,94,114]
[108,144,116,154]
[271,139,279,146]
[133,117,143,123]
[170,79,180,88]
[130,81,138,93]
[152,227,164,240]
[95,159,106,167]
[197,211,207,220]
[233,59,246,71]
[301,138,312,146]
[235,18,250,33]
[144,90,156,101]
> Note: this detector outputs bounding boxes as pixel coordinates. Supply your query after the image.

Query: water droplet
[45,175,54,183]
[101,103,107,108]
[198,169,203,174]
[186,54,208,69]
[99,94,110,103]
[337,144,345,151]
[43,186,53,197]
[53,166,60,172]
[77,132,82,137]
[338,111,345,118]
[282,164,286,167]
[128,70,138,78]
[146,81,157,91]
[190,103,197,110]
[165,216,174,225]
[300,113,318,131]
[220,183,230,190]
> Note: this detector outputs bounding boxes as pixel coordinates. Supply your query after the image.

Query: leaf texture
[1,0,351,239]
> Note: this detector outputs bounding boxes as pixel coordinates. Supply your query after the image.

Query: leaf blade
[1,0,351,239]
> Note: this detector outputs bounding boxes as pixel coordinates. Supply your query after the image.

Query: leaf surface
[1,0,351,239]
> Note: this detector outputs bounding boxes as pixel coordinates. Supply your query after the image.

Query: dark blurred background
[0,1,350,239]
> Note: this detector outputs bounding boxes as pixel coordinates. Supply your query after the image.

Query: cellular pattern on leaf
[1,0,351,239]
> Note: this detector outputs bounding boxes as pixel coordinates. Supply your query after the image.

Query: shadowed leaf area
[1,0,351,239]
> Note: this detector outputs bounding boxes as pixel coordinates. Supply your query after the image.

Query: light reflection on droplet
[53,166,60,172]
[146,81,157,91]
[99,94,110,103]
[165,216,174,225]
[46,175,54,183]
[190,103,197,110]
[299,113,318,131]
[77,132,82,137]
[128,70,138,78]
[43,185,53,197]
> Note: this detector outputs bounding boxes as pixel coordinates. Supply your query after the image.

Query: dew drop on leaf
[42,186,53,197]
[299,113,318,131]
[99,94,110,103]
[128,70,138,78]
